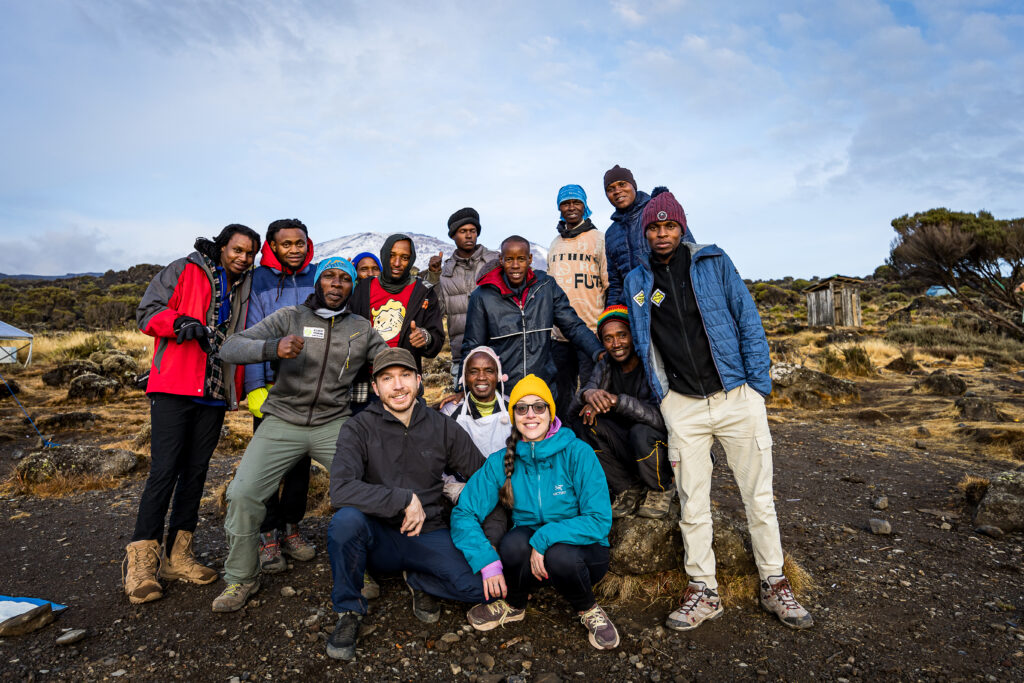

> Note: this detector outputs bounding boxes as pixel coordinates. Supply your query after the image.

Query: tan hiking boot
[160,530,217,585]
[123,540,163,604]
[610,485,643,518]
[211,579,261,613]
[361,572,380,600]
[637,488,674,519]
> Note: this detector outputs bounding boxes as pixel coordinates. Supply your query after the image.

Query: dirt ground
[1,362,1023,682]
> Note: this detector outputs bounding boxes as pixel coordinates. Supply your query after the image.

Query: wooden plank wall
[806,287,834,326]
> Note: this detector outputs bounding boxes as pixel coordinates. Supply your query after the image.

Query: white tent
[0,321,33,366]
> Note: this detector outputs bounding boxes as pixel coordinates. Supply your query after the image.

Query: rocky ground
[1,338,1024,681]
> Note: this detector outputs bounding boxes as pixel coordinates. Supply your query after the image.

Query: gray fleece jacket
[219,302,389,427]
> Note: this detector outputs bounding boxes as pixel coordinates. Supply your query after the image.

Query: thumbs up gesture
[428,251,443,273]
[408,319,428,348]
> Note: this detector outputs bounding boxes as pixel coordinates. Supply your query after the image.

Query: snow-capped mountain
[311,232,548,272]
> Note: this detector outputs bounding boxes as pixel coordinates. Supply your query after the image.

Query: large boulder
[36,411,101,431]
[99,353,139,386]
[769,363,859,408]
[15,445,140,484]
[41,360,101,387]
[884,356,922,374]
[974,471,1024,533]
[67,373,121,400]
[914,370,967,396]
[955,396,1007,422]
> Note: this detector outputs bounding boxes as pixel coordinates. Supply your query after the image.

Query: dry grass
[32,330,152,362]
[956,474,991,506]
[1,470,122,498]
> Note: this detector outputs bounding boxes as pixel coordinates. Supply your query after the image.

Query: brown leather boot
[123,540,163,604]
[160,530,217,585]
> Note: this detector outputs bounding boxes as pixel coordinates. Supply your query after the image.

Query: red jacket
[136,251,253,408]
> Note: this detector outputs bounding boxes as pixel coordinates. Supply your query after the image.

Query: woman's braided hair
[498,425,523,508]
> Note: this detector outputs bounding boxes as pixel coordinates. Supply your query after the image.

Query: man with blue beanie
[352,252,381,281]
[548,184,608,421]
[211,256,391,612]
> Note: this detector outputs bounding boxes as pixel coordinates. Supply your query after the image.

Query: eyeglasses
[513,402,549,416]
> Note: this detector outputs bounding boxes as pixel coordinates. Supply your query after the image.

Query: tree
[888,208,1024,337]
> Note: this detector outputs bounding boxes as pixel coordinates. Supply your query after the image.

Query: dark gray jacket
[424,245,499,362]
[573,356,666,431]
[219,301,389,427]
[330,399,485,533]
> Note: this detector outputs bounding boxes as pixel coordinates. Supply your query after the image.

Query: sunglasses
[513,401,549,416]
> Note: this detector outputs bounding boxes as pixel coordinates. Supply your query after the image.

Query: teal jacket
[451,426,612,573]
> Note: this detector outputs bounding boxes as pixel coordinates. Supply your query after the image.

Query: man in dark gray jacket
[325,347,486,661]
[210,257,390,613]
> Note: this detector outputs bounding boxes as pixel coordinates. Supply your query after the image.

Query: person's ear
[371,381,380,397]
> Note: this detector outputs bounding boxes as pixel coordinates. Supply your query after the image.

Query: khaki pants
[223,415,346,584]
[661,384,784,590]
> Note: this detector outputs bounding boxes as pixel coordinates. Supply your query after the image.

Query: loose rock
[975,525,1004,539]
[873,496,889,511]
[973,471,1024,532]
[280,586,296,597]
[954,396,1007,422]
[869,519,892,535]
[913,370,967,396]
[55,629,87,646]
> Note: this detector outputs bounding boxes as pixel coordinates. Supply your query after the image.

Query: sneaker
[636,488,674,519]
[403,571,440,623]
[326,611,363,660]
[122,540,163,604]
[259,531,287,573]
[160,530,217,585]
[361,572,380,600]
[579,604,620,650]
[280,523,315,562]
[211,579,260,613]
[665,581,723,632]
[466,599,526,631]
[610,485,644,518]
[760,575,814,629]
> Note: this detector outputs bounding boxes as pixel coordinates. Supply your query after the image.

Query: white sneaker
[665,581,723,631]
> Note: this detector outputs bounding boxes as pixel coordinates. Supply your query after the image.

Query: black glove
[173,316,213,353]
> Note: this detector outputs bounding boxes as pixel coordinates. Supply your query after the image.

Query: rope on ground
[0,368,60,448]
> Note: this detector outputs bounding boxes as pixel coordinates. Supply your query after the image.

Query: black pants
[253,415,311,533]
[551,340,595,421]
[500,526,609,612]
[132,394,226,545]
[582,416,672,495]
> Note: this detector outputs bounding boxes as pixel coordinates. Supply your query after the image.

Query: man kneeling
[326,347,486,660]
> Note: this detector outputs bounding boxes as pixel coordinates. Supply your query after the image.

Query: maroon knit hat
[603,164,637,191]
[641,187,688,231]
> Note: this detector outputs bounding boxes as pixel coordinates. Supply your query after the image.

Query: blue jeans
[327,507,485,614]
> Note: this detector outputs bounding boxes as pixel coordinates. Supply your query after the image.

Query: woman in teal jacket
[451,374,619,650]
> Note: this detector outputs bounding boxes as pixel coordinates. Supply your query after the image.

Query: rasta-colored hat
[596,305,630,337]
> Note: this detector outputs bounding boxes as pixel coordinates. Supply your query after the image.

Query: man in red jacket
[123,224,259,605]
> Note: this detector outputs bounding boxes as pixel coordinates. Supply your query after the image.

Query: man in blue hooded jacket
[624,189,813,634]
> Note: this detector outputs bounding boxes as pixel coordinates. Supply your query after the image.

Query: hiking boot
[665,581,723,632]
[361,572,380,600]
[280,523,315,562]
[160,530,217,585]
[760,575,814,629]
[259,531,287,574]
[211,579,261,613]
[123,540,163,604]
[610,485,643,518]
[404,571,440,623]
[637,488,674,519]
[326,611,363,660]
[466,599,526,631]
[579,604,620,650]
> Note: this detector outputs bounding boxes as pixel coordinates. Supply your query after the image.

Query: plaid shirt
[199,253,241,403]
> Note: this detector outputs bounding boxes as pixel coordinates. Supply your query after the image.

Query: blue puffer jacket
[243,242,316,395]
[625,242,771,401]
[605,189,695,306]
[450,426,612,573]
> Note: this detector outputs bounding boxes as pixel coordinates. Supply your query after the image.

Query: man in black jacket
[326,348,486,661]
[577,305,673,519]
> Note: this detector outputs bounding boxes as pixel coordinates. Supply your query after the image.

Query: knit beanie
[314,256,356,284]
[352,251,382,272]
[447,207,481,238]
[641,187,688,231]
[556,184,592,221]
[603,165,637,191]
[508,374,556,422]
[596,304,630,337]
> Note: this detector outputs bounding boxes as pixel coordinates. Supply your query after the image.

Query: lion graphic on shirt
[371,298,406,343]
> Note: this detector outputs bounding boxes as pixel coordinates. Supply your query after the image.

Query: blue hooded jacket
[624,242,771,401]
[450,426,612,573]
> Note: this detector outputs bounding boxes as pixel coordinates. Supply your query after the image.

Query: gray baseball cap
[372,347,418,377]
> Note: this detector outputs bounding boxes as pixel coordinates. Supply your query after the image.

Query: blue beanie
[556,184,592,221]
[314,257,356,284]
[352,251,382,272]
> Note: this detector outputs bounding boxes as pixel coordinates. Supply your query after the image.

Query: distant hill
[0,272,103,280]
[312,232,549,272]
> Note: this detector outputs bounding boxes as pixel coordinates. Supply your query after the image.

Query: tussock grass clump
[886,325,1024,365]
[957,474,990,506]
[34,330,152,364]
[2,471,121,498]
[841,345,875,377]
[818,348,845,376]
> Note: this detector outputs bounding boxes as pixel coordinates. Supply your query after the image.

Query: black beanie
[603,165,637,191]
[447,207,481,238]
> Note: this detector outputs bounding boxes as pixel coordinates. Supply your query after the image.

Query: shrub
[818,348,845,375]
[842,345,875,376]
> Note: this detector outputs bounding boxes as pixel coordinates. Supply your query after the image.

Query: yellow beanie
[508,374,556,422]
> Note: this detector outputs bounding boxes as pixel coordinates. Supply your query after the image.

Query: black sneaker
[326,611,362,660]
[403,571,440,623]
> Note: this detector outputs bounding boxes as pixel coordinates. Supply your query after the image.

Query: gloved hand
[173,315,213,353]
[247,385,271,419]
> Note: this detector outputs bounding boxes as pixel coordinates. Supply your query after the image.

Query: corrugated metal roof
[0,321,32,339]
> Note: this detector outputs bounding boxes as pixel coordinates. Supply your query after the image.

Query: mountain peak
[311,232,548,272]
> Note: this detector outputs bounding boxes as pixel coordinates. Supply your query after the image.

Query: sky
[1,1,1022,279]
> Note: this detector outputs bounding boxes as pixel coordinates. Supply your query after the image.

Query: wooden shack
[803,276,863,327]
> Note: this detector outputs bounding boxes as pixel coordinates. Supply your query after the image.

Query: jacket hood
[259,239,315,275]
[610,190,651,223]
[514,425,575,464]
[379,233,416,293]
[556,218,598,240]
[476,265,538,296]
[193,237,219,265]
[459,345,508,397]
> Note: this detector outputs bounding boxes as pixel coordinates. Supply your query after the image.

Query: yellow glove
[247,385,270,418]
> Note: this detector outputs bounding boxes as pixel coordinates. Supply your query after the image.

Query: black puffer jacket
[572,356,665,431]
